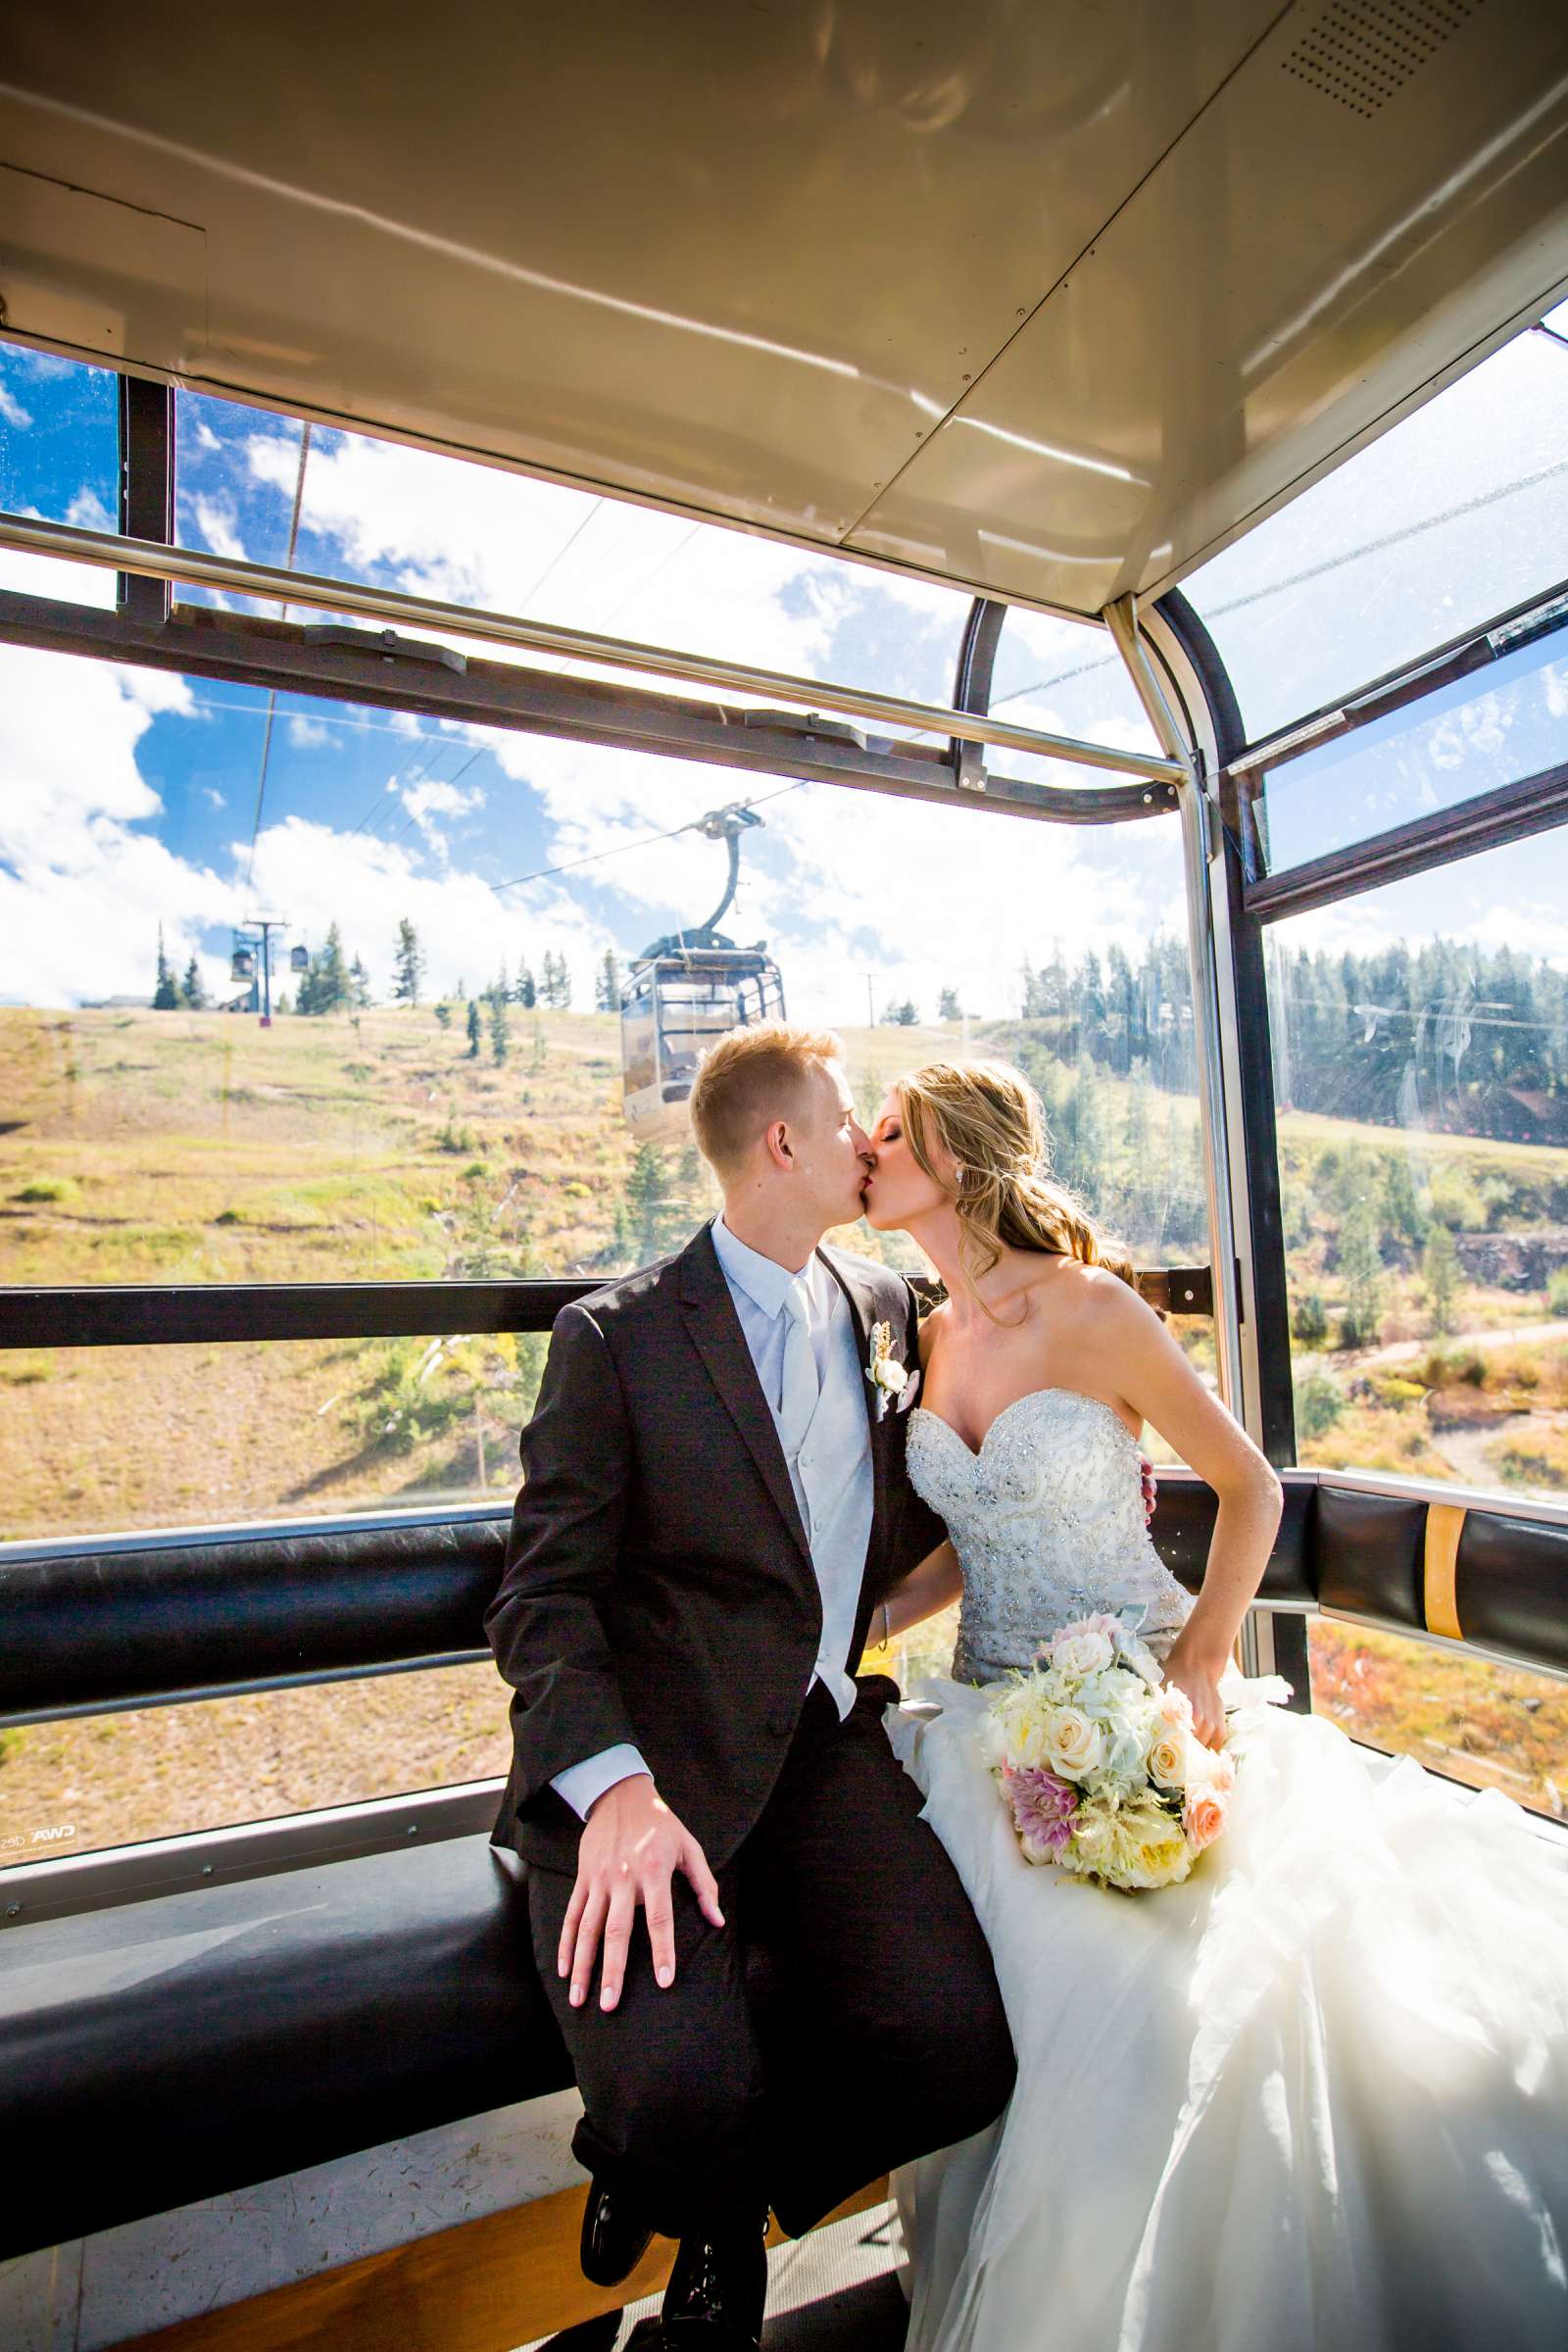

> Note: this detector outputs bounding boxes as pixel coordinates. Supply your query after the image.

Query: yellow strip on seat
[1424,1502,1466,1642]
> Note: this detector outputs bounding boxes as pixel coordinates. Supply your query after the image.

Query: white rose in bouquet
[1049,1624,1116,1680]
[1045,1705,1105,1782]
[1147,1727,1192,1790]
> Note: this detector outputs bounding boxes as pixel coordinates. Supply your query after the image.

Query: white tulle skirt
[886,1676,1568,2352]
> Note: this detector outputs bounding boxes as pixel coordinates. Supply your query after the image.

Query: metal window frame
[1245,751,1568,920]
[1225,569,1568,783]
[1180,588,1568,1697]
[1115,590,1309,1702]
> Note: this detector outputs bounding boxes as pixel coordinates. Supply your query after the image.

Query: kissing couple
[486,1022,1568,2351]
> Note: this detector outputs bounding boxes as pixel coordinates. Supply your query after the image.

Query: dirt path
[1350,1319,1568,1372]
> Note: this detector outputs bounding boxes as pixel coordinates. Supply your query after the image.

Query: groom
[484,1020,1015,2349]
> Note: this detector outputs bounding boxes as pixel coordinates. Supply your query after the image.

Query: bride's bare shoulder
[1039,1254,1155,1336]
[917,1298,949,1367]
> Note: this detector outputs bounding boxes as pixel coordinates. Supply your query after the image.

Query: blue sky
[0,306,1564,1013]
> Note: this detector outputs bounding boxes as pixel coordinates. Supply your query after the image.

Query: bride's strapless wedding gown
[885,1390,1568,2351]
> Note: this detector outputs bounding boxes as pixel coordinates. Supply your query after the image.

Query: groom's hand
[1140,1456,1156,1525]
[560,1774,725,2014]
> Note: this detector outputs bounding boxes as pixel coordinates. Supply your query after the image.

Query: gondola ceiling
[0,0,1565,619]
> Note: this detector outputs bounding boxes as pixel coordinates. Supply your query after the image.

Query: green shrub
[1295,1371,1345,1440]
[1292,1292,1328,1347]
[1547,1266,1568,1316]
[1427,1164,1486,1231]
[13,1176,79,1204]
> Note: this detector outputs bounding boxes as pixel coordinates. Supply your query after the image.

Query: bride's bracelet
[880,1599,893,1649]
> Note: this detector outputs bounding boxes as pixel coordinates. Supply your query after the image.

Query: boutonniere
[864,1320,909,1418]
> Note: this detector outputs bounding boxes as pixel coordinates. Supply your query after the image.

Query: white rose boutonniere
[864,1319,909,1418]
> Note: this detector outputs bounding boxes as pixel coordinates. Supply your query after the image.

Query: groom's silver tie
[777,1277,819,1465]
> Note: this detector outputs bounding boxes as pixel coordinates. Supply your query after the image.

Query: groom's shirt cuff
[551,1743,651,1821]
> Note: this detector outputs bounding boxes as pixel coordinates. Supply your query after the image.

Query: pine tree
[392,917,423,1006]
[545,950,572,1010]
[180,953,208,1010]
[1339,1198,1386,1348]
[350,953,372,1009]
[153,925,179,1010]
[298,921,350,1017]
[938,987,960,1021]
[1382,1152,1426,1250]
[624,1142,674,1260]
[466,1000,481,1057]
[489,990,511,1063]
[514,957,536,1009]
[1424,1222,1459,1337]
[596,950,621,1012]
[434,1002,452,1031]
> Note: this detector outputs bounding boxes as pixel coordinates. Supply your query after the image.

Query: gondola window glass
[1305,1620,1568,1821]
[0,340,119,606]
[172,387,976,708]
[0,1663,515,1874]
[1255,610,1568,875]
[986,607,1162,789]
[0,643,1200,1296]
[1263,829,1568,1505]
[1184,300,1568,746]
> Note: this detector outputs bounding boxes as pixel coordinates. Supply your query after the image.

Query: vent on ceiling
[1281,0,1484,119]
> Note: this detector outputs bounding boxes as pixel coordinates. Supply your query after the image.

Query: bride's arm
[881,1541,963,1642]
[1090,1276,1283,1746]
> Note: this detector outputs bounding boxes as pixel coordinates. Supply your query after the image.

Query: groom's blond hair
[690,1020,845,1181]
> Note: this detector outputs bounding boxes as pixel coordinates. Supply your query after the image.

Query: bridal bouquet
[979,1608,1242,1893]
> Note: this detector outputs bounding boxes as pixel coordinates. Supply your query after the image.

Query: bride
[860,1054,1568,2351]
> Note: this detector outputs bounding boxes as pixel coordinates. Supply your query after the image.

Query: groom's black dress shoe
[660,2215,767,2348]
[579,2178,654,2287]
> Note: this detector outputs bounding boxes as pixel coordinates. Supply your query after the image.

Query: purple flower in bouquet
[1002,1762,1078,1860]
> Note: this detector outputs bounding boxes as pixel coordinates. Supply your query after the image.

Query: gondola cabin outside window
[1186,289,1568,1822]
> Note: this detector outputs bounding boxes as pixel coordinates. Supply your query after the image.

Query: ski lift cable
[514,497,608,612]
[987,458,1568,720]
[489,779,804,897]
[242,420,313,892]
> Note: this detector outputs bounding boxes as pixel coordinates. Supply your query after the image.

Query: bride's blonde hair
[896,1057,1136,1311]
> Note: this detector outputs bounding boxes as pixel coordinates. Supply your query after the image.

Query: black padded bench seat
[0,1830,570,2264]
[6,1467,1565,2273]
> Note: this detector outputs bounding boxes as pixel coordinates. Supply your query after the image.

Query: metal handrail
[0,510,1188,785]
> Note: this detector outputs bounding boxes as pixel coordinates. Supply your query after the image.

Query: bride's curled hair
[897,1056,1136,1307]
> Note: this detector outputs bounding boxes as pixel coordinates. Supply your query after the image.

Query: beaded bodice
[907,1389,1194,1685]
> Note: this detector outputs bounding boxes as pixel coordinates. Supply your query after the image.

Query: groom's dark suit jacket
[485,1224,944,1877]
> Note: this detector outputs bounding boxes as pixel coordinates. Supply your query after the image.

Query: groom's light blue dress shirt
[551,1213,876,1822]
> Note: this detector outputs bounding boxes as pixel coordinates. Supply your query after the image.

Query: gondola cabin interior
[2,4,1568,2347]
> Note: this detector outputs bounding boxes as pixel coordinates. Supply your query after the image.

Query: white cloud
[244,813,609,999]
[203,786,226,808]
[192,417,221,453]
[65,486,115,533]
[397,773,486,862]
[286,714,333,750]
[0,641,236,1004]
[192,496,248,562]
[0,380,33,429]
